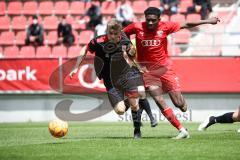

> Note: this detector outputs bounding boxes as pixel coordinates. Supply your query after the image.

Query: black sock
[139,99,154,122]
[131,110,141,129]
[215,112,234,123]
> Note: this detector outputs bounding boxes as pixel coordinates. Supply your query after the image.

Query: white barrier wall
[0,93,239,122]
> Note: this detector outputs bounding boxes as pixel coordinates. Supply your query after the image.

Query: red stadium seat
[39,1,54,15]
[0,1,6,15]
[170,14,185,23]
[161,15,169,22]
[186,14,201,22]
[12,16,27,30]
[23,1,38,15]
[179,0,193,13]
[0,16,10,30]
[55,1,69,15]
[168,45,181,56]
[15,31,26,45]
[132,1,148,14]
[19,46,35,58]
[43,16,58,30]
[7,1,22,15]
[4,46,19,58]
[174,29,191,44]
[68,45,82,58]
[52,46,67,58]
[72,31,79,45]
[46,31,58,45]
[148,0,161,7]
[101,1,118,15]
[0,47,2,57]
[79,30,94,45]
[66,15,74,24]
[72,20,86,30]
[36,46,52,58]
[0,31,15,45]
[69,1,86,15]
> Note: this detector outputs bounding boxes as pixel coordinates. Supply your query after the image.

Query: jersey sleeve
[86,39,96,54]
[123,22,136,37]
[165,21,181,35]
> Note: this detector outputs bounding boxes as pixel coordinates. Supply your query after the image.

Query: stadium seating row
[1,45,83,58]
[0,30,94,45]
[0,44,185,58]
[0,14,201,31]
[0,28,192,46]
[0,0,193,16]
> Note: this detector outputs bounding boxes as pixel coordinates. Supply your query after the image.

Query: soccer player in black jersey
[198,107,240,132]
[70,19,153,138]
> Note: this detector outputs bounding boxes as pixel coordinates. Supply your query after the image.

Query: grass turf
[0,122,239,160]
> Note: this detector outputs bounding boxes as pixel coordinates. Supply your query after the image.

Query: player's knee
[131,104,139,112]
[233,110,240,122]
[173,98,187,112]
[114,101,126,115]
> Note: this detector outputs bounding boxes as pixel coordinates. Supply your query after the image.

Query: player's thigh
[233,107,240,122]
[107,87,125,115]
[137,85,146,99]
[127,97,139,111]
[160,68,181,94]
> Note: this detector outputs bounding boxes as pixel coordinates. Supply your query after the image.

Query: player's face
[145,14,160,30]
[107,29,121,43]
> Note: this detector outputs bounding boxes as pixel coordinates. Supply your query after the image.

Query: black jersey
[87,32,137,88]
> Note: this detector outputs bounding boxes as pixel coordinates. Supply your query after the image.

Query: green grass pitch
[0,122,239,160]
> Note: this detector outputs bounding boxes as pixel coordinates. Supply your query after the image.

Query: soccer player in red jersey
[124,7,220,139]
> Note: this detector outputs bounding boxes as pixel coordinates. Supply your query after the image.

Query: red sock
[161,107,182,130]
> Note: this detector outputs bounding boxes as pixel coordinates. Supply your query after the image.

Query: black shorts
[104,67,144,107]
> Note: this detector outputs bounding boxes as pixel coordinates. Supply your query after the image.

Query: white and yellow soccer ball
[48,119,68,138]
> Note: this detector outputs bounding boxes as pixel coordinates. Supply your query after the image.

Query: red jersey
[124,21,181,67]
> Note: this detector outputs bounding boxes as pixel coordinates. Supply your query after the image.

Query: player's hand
[128,45,136,57]
[141,66,149,73]
[208,17,220,25]
[69,68,78,79]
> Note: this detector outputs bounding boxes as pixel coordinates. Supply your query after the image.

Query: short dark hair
[33,15,38,20]
[144,7,161,18]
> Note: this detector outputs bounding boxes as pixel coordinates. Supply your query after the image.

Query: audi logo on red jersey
[141,40,161,46]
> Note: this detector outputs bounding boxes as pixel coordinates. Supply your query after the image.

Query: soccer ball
[48,119,68,138]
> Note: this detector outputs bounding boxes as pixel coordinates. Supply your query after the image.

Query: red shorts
[143,67,181,93]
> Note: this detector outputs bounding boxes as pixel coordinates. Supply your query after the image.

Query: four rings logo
[141,40,161,46]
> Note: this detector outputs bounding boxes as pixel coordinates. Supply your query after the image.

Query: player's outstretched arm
[180,17,220,29]
[69,45,88,79]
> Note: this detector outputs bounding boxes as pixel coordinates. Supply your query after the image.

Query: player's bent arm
[180,17,220,29]
[69,45,88,78]
[126,45,145,73]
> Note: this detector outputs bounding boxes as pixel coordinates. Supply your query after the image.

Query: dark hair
[33,15,38,20]
[144,7,161,18]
